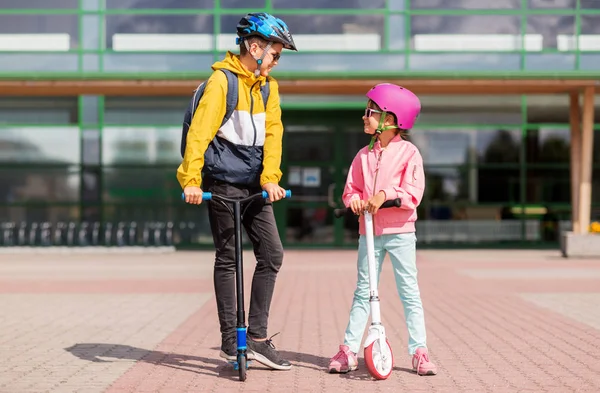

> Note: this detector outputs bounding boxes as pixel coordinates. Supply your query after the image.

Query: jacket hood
[211,51,267,86]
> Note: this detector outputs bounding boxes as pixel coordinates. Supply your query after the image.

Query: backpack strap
[219,69,238,127]
[260,77,270,108]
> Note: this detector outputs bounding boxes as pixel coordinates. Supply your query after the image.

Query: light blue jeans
[343,232,427,355]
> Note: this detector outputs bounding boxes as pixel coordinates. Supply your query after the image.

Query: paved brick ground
[0,249,599,392]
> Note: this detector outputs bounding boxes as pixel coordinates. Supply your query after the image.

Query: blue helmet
[236,12,297,51]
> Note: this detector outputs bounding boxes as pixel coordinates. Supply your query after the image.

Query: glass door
[279,111,347,247]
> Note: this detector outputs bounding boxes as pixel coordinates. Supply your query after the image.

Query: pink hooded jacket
[342,134,425,236]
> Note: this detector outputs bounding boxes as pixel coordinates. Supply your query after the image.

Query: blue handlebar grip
[181,192,213,201]
[261,190,292,199]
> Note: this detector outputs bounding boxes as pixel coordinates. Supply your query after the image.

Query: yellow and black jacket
[176,51,283,189]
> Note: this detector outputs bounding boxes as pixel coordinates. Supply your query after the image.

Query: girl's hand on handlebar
[366,191,386,214]
[183,186,203,205]
[350,199,366,215]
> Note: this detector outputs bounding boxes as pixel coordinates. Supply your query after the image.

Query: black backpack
[180,69,271,157]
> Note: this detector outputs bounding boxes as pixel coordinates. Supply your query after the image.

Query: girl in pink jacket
[328,83,437,376]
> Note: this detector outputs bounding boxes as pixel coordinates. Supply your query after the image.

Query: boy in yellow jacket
[178,13,296,370]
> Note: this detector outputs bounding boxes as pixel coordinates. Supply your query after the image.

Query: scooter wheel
[364,339,394,380]
[238,355,247,381]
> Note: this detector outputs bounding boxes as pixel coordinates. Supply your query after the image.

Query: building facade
[0,0,599,248]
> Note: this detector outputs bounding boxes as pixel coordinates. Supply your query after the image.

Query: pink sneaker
[328,345,358,373]
[412,347,437,375]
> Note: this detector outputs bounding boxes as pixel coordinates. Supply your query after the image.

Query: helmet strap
[244,40,272,77]
[368,111,398,150]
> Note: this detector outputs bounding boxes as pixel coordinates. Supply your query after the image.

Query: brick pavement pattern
[0,249,599,393]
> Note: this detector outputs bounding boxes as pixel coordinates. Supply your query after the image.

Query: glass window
[526,167,570,203]
[0,54,78,72]
[0,127,80,164]
[106,15,214,49]
[411,15,521,53]
[221,0,264,7]
[272,53,406,72]
[528,0,576,7]
[81,96,100,125]
[477,168,521,203]
[409,128,522,165]
[82,129,100,165]
[1,0,77,8]
[525,54,575,71]
[82,15,101,50]
[409,54,520,71]
[102,127,182,165]
[527,15,575,50]
[0,97,78,124]
[580,54,600,70]
[581,15,600,35]
[221,14,385,52]
[525,127,570,164]
[103,168,180,203]
[106,0,213,8]
[411,0,520,8]
[104,97,189,125]
[579,0,599,8]
[102,54,214,72]
[284,127,335,162]
[0,15,79,49]
[272,0,385,9]
[389,15,406,50]
[422,167,521,204]
[0,167,80,203]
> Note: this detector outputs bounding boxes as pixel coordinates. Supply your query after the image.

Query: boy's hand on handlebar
[183,186,203,205]
[366,191,386,215]
[350,199,366,215]
[262,182,286,202]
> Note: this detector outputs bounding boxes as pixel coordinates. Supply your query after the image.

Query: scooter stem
[364,212,381,325]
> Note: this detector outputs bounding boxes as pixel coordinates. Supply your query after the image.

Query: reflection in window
[411,0,519,8]
[284,129,334,162]
[581,16,600,35]
[103,168,180,203]
[106,15,214,48]
[102,54,214,72]
[0,127,80,164]
[0,97,77,124]
[102,127,181,165]
[526,168,570,203]
[527,15,574,50]
[220,14,384,39]
[525,128,570,163]
[528,0,575,7]
[411,15,521,37]
[272,0,385,8]
[0,15,79,49]
[221,0,264,7]
[0,168,79,203]
[410,128,521,165]
[409,54,520,71]
[106,0,213,8]
[423,166,520,205]
[1,0,77,8]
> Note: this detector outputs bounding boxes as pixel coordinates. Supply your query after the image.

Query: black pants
[204,177,284,342]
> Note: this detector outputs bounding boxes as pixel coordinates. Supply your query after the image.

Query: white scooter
[334,198,401,380]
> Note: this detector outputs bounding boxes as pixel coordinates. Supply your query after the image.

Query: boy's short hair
[239,36,270,56]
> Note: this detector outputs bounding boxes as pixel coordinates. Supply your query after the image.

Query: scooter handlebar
[181,190,292,202]
[333,198,401,218]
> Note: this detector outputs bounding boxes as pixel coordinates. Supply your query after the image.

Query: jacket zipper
[372,148,384,232]
[249,80,260,146]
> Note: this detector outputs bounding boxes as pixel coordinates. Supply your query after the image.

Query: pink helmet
[366,83,421,130]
